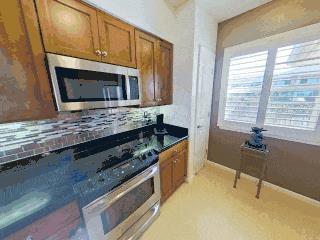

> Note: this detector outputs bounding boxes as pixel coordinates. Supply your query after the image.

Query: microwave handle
[125,75,131,100]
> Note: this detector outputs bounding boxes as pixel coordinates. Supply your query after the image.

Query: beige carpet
[140,163,320,240]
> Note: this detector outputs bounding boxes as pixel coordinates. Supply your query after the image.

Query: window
[218,23,320,145]
[224,51,268,124]
[265,40,320,130]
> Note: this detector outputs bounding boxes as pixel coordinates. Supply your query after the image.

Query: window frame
[218,22,320,146]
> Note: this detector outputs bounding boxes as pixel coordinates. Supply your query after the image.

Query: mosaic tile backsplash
[0,107,160,164]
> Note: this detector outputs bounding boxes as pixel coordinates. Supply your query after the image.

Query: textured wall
[209,0,320,201]
[0,107,159,164]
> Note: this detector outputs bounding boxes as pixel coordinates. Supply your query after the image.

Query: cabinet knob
[95,50,102,56]
[102,51,108,57]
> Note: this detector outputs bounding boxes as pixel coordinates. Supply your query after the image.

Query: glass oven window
[129,76,139,100]
[100,178,154,235]
[55,67,127,102]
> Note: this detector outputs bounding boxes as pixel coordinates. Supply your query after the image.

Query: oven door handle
[83,164,159,215]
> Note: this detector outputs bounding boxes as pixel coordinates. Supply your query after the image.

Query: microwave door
[47,53,141,111]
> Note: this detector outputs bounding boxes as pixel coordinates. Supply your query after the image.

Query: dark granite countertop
[0,123,188,238]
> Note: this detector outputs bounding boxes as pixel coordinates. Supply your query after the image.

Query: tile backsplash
[0,107,160,164]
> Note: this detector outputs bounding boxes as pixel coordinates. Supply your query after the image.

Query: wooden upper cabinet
[97,12,136,67]
[135,30,158,107]
[35,0,101,61]
[0,0,56,123]
[156,40,173,105]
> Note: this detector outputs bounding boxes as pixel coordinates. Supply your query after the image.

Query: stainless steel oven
[82,163,160,240]
[46,53,141,111]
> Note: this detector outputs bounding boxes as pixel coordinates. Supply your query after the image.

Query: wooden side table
[233,143,269,199]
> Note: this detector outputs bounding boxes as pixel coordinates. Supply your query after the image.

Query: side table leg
[256,163,267,199]
[233,170,240,188]
[256,179,262,199]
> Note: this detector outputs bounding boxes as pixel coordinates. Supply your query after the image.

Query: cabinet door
[7,201,80,240]
[0,0,56,123]
[156,40,173,105]
[173,149,187,189]
[98,12,136,67]
[160,159,174,203]
[35,0,101,61]
[135,30,158,107]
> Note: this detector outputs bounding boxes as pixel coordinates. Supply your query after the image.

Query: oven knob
[148,151,153,156]
[141,154,146,160]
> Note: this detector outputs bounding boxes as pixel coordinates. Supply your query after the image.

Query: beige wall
[209,0,320,201]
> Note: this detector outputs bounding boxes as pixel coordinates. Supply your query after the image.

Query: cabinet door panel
[160,159,174,203]
[35,0,101,61]
[135,30,158,107]
[98,12,136,67]
[157,40,173,105]
[173,149,187,189]
[7,201,80,240]
[0,0,56,123]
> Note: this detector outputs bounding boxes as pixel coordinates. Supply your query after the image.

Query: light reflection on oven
[100,178,154,235]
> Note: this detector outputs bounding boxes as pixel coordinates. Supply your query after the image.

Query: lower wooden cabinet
[159,140,188,203]
[7,201,81,240]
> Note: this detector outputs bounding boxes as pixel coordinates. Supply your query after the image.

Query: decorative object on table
[233,143,269,199]
[246,127,267,149]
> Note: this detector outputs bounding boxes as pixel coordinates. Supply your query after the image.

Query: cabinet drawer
[159,140,187,164]
[6,201,80,240]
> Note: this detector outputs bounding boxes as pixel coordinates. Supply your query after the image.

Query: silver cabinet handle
[95,50,102,56]
[102,51,108,57]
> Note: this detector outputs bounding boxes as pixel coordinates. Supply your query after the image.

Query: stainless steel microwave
[46,53,141,112]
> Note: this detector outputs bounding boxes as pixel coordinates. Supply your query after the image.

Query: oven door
[82,164,160,240]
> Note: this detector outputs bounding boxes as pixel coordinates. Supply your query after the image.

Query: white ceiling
[165,0,189,9]
[166,0,272,22]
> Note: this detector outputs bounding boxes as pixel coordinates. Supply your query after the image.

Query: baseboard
[205,160,320,207]
[185,175,194,183]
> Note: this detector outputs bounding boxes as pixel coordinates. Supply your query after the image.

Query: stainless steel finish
[95,50,102,56]
[118,202,160,240]
[25,235,33,240]
[102,51,108,57]
[82,163,160,240]
[46,53,141,111]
